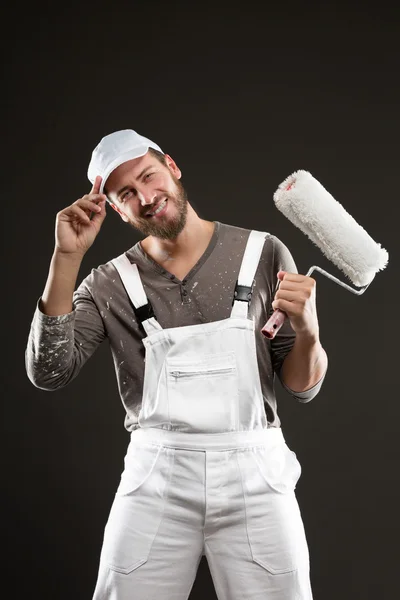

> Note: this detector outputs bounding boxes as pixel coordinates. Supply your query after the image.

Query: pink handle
[261,309,287,339]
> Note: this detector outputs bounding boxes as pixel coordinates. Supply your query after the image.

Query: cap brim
[99,145,150,194]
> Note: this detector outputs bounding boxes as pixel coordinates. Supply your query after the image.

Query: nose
[137,190,156,206]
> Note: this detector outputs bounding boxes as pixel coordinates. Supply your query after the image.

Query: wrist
[295,329,320,347]
[53,247,85,265]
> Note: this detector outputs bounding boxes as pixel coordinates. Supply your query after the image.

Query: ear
[164,154,182,180]
[110,202,129,222]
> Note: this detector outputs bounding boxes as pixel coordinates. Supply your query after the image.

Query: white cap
[87,129,164,194]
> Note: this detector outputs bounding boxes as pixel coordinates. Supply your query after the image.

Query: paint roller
[261,170,389,339]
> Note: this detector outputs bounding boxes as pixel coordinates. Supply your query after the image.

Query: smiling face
[105,150,188,240]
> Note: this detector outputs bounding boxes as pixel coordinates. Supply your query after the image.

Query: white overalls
[92,230,313,600]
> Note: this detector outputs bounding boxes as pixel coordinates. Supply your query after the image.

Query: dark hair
[148,147,167,165]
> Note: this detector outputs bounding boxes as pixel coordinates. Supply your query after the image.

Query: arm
[25,176,108,389]
[272,270,328,393]
[280,332,328,393]
[26,279,107,390]
[40,250,84,316]
[40,175,107,316]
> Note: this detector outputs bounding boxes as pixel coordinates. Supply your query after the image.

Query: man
[26,129,328,599]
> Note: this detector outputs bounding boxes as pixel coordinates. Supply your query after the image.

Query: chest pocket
[165,351,238,433]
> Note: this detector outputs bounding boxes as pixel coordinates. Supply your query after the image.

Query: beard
[127,177,189,241]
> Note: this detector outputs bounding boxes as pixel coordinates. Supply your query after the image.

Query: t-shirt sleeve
[269,235,326,403]
[25,272,106,391]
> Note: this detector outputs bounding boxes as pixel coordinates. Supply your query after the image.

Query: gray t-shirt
[26,221,326,431]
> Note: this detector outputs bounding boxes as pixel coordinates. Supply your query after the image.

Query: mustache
[141,195,170,218]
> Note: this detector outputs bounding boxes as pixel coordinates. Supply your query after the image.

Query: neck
[142,204,215,263]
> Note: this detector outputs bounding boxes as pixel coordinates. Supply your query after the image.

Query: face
[105,152,188,240]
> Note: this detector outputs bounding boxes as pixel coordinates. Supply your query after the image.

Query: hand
[271,271,319,338]
[55,176,107,256]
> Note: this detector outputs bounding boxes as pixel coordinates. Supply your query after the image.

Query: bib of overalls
[112,230,269,433]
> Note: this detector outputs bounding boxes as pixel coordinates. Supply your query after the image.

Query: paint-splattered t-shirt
[25,221,326,431]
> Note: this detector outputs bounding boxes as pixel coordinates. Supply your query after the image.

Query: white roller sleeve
[273,170,389,287]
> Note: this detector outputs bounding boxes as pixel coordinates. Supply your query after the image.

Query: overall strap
[230,230,270,319]
[111,254,162,336]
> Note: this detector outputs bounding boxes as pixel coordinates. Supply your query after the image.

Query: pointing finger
[90,175,102,195]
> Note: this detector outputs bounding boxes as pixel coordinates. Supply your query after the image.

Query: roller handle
[260,264,373,340]
[261,309,287,339]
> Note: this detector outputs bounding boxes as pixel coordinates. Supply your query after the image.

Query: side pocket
[116,445,162,496]
[101,445,174,574]
[253,443,302,494]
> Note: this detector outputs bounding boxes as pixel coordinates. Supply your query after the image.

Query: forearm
[281,333,328,393]
[41,250,84,316]
[27,275,104,390]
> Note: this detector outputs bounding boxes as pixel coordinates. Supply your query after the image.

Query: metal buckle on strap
[134,300,155,323]
[233,283,253,304]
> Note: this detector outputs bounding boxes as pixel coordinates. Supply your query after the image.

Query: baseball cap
[87,129,164,194]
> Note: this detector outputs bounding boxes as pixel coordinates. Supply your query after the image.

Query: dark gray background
[3,2,399,598]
